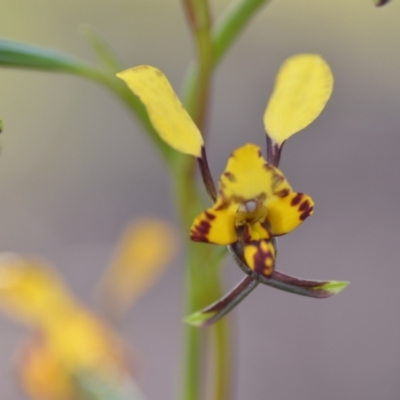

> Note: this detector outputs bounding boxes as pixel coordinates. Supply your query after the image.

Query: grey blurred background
[1,0,400,399]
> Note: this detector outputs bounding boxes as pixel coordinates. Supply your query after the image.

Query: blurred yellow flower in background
[0,218,177,400]
[97,219,177,321]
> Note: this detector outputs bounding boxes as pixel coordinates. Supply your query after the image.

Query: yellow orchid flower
[117,54,332,280]
[189,143,313,277]
[117,55,348,327]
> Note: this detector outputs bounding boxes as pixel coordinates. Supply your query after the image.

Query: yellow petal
[267,192,314,236]
[190,202,237,245]
[97,219,177,317]
[0,254,74,326]
[219,144,292,203]
[264,54,333,145]
[117,66,204,157]
[243,239,276,278]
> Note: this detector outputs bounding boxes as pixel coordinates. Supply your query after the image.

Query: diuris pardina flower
[189,143,313,279]
[117,54,348,326]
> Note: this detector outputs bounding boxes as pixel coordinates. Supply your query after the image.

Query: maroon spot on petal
[276,188,290,198]
[299,200,310,212]
[271,173,284,190]
[215,200,229,211]
[241,225,252,243]
[223,171,236,182]
[190,212,215,242]
[263,162,274,171]
[204,211,216,220]
[257,148,262,158]
[291,193,303,206]
[300,205,314,221]
[190,221,211,242]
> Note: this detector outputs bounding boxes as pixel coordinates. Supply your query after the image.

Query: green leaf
[0,39,174,165]
[0,39,104,81]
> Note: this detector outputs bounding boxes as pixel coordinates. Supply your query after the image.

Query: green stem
[174,162,209,400]
[212,318,231,400]
[212,0,271,66]
[179,1,274,399]
[206,263,231,400]
[180,2,227,400]
[181,0,214,132]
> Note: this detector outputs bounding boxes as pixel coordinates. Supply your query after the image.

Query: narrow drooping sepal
[185,276,259,328]
[185,259,348,327]
[117,65,204,157]
[264,54,333,146]
[266,271,349,298]
[228,243,348,298]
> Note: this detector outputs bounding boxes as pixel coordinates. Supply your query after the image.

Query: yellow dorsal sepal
[117,66,204,157]
[264,54,333,146]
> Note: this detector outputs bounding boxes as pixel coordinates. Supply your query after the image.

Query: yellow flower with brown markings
[118,54,333,279]
[189,143,313,277]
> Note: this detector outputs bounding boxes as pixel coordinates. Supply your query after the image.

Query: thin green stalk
[182,0,272,140]
[179,2,227,400]
[212,319,231,400]
[212,0,271,66]
[174,166,210,400]
[179,1,274,399]
[207,269,231,400]
[174,162,230,400]
[181,0,214,132]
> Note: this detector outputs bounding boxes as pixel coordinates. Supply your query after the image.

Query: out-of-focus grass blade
[0,39,104,81]
[81,25,123,73]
